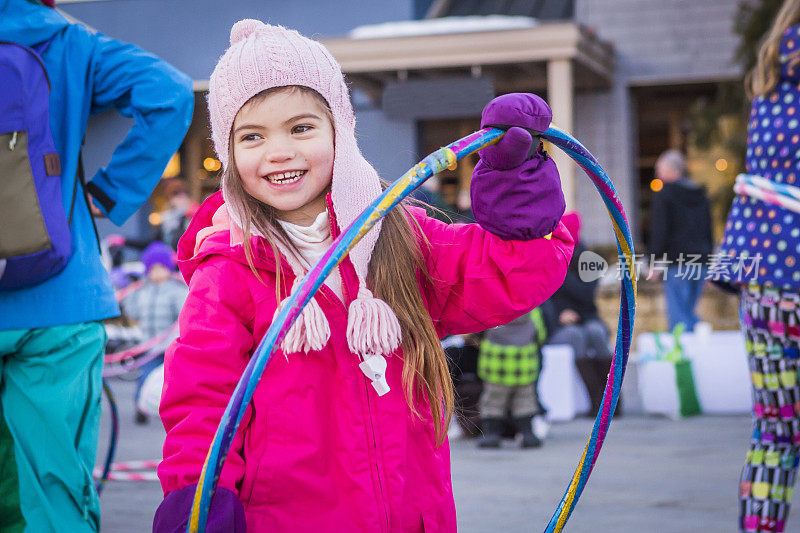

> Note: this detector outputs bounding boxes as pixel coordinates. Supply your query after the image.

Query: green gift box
[639,324,702,419]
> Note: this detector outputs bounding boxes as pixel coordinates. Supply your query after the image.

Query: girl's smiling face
[232,89,334,225]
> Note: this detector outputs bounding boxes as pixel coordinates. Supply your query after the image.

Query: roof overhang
[320,22,615,97]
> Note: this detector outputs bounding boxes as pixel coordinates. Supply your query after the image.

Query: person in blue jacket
[713,1,800,531]
[0,1,193,531]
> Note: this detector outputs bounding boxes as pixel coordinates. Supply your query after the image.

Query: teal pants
[0,410,25,533]
[0,322,106,533]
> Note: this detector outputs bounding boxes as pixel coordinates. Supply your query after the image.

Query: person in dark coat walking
[649,149,714,331]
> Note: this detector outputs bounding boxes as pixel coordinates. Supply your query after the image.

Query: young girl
[713,2,800,531]
[154,20,573,533]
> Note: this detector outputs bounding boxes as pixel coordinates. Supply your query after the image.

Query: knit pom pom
[347,286,402,356]
[230,19,261,45]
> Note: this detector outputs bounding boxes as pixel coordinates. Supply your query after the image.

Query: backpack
[0,40,81,290]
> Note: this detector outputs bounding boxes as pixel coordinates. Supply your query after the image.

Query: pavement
[98,377,752,532]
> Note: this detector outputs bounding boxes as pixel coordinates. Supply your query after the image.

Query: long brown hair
[747,0,800,98]
[223,86,454,445]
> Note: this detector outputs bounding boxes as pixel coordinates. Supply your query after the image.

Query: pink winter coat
[158,191,574,532]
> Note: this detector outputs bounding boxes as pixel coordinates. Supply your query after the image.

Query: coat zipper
[324,197,390,531]
[314,280,389,530]
[363,372,390,531]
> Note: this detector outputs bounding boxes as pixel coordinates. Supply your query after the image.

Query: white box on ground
[539,344,590,422]
[635,330,753,415]
[638,360,682,419]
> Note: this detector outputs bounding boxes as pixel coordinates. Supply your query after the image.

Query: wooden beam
[321,23,613,85]
[548,58,576,210]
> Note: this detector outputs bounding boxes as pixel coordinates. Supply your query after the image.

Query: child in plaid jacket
[477,307,548,448]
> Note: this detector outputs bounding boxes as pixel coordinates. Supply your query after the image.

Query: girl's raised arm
[413,209,574,337]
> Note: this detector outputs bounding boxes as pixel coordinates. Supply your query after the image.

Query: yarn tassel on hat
[274,296,307,354]
[346,284,402,358]
[299,292,330,351]
[274,274,331,354]
[273,240,332,352]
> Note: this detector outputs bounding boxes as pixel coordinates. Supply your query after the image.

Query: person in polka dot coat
[717,2,800,532]
[719,32,800,289]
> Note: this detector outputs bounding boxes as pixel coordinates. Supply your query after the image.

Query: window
[441,0,574,20]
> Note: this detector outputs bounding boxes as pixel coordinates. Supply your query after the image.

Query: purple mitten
[153,484,246,533]
[471,93,565,241]
[482,92,552,133]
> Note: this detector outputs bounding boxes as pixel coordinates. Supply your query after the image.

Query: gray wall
[573,0,742,247]
[352,94,419,183]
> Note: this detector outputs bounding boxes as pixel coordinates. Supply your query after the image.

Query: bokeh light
[203,157,222,172]
[650,178,663,192]
[162,153,181,178]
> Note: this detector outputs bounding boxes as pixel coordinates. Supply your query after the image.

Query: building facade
[573,0,742,246]
[58,0,744,249]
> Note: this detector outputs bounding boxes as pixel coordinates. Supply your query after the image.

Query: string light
[203,157,222,172]
[162,153,181,178]
[650,178,663,192]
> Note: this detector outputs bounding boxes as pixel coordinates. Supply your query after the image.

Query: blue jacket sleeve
[86,33,194,225]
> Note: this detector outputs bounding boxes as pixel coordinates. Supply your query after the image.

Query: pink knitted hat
[208,20,401,378]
